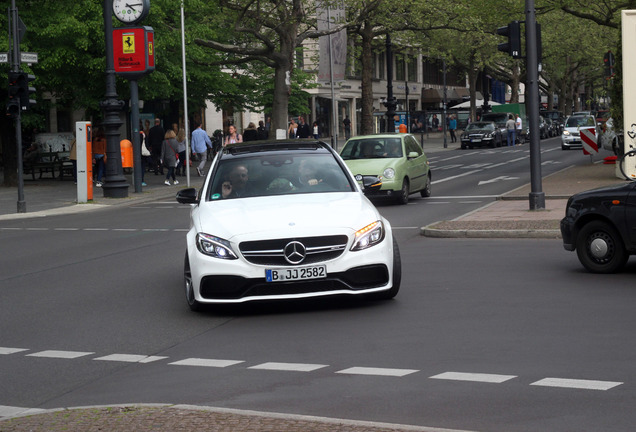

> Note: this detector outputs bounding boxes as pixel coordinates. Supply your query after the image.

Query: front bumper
[187,231,395,304]
[560,216,575,251]
[561,135,582,148]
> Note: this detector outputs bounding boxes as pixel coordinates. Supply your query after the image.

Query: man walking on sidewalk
[191,121,212,176]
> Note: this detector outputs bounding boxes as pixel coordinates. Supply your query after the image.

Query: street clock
[112,0,150,24]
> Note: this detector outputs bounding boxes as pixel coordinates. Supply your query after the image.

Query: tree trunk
[359,23,375,135]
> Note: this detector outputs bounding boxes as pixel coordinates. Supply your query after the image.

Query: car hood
[194,192,382,241]
[464,128,492,134]
[569,182,636,202]
[344,159,397,175]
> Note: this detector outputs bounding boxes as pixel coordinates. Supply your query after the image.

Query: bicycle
[618,139,636,181]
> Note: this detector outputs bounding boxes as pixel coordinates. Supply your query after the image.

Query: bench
[23,151,74,180]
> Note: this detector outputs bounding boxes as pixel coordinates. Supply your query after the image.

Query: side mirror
[176,188,198,204]
[407,151,419,159]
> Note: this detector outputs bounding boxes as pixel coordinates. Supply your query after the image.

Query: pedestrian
[224,124,243,146]
[515,114,523,145]
[432,114,440,131]
[191,121,213,176]
[288,118,298,139]
[257,120,268,140]
[140,127,150,186]
[92,128,106,187]
[343,116,351,139]
[148,118,165,175]
[160,129,179,185]
[506,114,516,147]
[449,115,457,143]
[312,121,319,139]
[175,128,187,176]
[297,116,310,138]
[242,122,259,141]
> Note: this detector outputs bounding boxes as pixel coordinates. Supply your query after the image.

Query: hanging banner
[113,26,155,78]
[317,2,347,83]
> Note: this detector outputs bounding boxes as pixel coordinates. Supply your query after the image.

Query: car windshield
[340,138,404,160]
[466,122,494,131]
[207,152,355,200]
[566,116,595,127]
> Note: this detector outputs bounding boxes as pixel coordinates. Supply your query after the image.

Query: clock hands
[125,3,143,11]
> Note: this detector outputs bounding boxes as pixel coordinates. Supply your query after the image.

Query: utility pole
[9,0,26,213]
[525,0,545,210]
[384,34,397,132]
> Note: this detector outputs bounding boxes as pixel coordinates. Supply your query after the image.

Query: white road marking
[26,350,94,359]
[169,358,244,368]
[336,367,419,377]
[93,354,168,363]
[530,378,622,391]
[0,347,28,355]
[430,372,517,383]
[249,362,328,372]
[53,228,79,231]
[83,228,108,231]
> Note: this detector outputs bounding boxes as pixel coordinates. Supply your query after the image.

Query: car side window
[405,137,422,156]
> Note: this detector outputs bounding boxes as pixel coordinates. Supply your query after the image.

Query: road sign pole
[10,0,26,213]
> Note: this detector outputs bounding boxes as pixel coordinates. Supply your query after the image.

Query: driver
[221,164,250,198]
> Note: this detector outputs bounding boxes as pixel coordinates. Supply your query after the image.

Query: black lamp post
[101,0,128,198]
[405,80,409,132]
[384,34,397,132]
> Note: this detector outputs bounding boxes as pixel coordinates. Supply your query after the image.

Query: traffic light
[497,21,522,58]
[17,72,36,110]
[604,51,615,79]
[7,71,21,119]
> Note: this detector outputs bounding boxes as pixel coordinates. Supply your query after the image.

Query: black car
[560,183,636,273]
[460,121,504,149]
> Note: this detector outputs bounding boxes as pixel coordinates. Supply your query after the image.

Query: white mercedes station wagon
[176,140,401,311]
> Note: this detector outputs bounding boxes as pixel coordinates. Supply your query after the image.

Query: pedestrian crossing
[0,346,623,393]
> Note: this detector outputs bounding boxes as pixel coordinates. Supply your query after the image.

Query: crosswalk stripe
[26,350,94,359]
[430,372,517,383]
[169,358,244,368]
[93,354,168,363]
[336,367,418,377]
[0,347,29,355]
[530,378,622,391]
[249,362,328,372]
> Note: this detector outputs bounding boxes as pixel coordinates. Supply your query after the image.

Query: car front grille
[239,235,348,265]
[199,264,389,300]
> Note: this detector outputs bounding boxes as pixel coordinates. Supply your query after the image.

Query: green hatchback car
[340,134,431,204]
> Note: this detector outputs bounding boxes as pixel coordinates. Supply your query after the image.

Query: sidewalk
[422,160,625,238]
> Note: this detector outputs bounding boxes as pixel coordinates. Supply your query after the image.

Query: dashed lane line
[530,378,622,391]
[1,346,626,392]
[430,372,517,384]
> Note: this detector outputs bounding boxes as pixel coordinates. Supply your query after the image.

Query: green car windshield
[341,138,404,160]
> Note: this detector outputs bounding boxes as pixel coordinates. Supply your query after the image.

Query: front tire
[420,173,432,197]
[184,253,205,311]
[576,221,628,273]
[618,149,636,181]
[396,178,410,205]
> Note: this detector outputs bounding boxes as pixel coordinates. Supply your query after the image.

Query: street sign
[0,53,8,63]
[580,128,598,155]
[21,52,38,64]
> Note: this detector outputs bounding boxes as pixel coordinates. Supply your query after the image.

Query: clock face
[112,0,149,24]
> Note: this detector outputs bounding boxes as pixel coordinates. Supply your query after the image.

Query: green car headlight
[383,168,395,179]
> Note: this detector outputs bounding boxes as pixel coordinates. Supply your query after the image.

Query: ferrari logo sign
[112,26,155,77]
[580,128,598,155]
[122,32,136,54]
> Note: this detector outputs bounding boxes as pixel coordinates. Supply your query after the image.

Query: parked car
[561,114,597,150]
[599,117,624,156]
[541,110,565,134]
[560,182,636,273]
[460,121,504,148]
[340,134,431,205]
[175,140,401,310]
[544,117,557,137]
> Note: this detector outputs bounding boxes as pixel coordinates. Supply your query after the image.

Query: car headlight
[562,131,570,136]
[485,133,493,138]
[351,221,385,251]
[196,233,238,259]
[383,168,395,179]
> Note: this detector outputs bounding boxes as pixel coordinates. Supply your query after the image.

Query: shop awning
[421,88,443,103]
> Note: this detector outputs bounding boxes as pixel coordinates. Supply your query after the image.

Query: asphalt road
[3,138,635,431]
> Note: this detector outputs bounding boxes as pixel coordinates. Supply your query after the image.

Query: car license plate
[265,265,326,282]
[471,138,482,143]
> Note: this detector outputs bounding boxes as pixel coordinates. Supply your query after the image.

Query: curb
[420,225,562,239]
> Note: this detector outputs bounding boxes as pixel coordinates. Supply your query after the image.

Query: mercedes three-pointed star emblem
[284,241,306,264]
